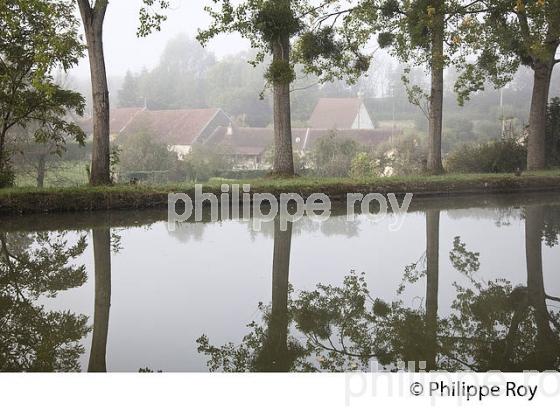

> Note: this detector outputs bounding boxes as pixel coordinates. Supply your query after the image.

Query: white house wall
[352,103,375,129]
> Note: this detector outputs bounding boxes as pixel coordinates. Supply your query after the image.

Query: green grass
[3,169,560,194]
[15,161,89,188]
[1,170,560,215]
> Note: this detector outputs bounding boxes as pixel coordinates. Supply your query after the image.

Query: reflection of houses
[80,107,231,159]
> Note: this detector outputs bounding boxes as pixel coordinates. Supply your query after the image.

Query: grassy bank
[1,171,560,216]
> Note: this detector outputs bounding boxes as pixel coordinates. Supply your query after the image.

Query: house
[79,107,146,140]
[80,107,231,159]
[309,97,375,130]
[292,128,398,152]
[79,98,393,171]
[119,108,230,159]
[205,126,277,170]
[206,125,397,170]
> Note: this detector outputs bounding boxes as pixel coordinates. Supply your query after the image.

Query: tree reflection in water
[0,232,90,372]
[197,218,309,372]
[88,228,112,372]
[197,206,560,372]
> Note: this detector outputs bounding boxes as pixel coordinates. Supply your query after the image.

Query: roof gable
[309,98,364,129]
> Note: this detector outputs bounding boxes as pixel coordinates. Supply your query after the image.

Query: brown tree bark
[271,33,295,177]
[425,209,440,371]
[255,218,293,371]
[427,1,444,174]
[88,227,112,372]
[77,0,111,185]
[528,62,554,170]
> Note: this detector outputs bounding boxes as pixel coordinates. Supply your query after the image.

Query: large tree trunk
[255,218,292,371]
[88,227,112,372]
[528,63,553,170]
[271,34,295,177]
[78,1,111,186]
[427,1,444,174]
[425,209,440,371]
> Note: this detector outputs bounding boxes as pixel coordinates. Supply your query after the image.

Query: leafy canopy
[0,0,86,176]
[197,0,372,86]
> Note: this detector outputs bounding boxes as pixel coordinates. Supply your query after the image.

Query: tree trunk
[78,1,111,186]
[36,155,46,188]
[425,209,440,371]
[528,63,553,170]
[88,227,112,372]
[271,34,295,177]
[427,1,444,174]
[255,218,293,371]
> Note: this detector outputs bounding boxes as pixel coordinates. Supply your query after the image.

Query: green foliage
[449,236,481,276]
[0,232,89,371]
[180,143,233,183]
[294,25,371,82]
[378,32,395,48]
[117,132,175,175]
[350,152,379,179]
[0,163,15,188]
[265,60,296,85]
[198,0,372,88]
[137,0,170,37]
[456,0,560,99]
[312,133,361,178]
[254,0,303,43]
[446,138,527,173]
[375,135,428,176]
[0,0,85,180]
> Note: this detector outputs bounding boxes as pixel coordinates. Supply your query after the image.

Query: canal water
[1,193,559,372]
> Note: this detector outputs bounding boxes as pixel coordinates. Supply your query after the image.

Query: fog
[72,0,249,78]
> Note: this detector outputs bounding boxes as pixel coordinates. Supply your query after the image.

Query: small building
[206,125,396,170]
[309,97,375,130]
[80,107,231,160]
[119,108,230,159]
[79,107,146,141]
[206,126,276,170]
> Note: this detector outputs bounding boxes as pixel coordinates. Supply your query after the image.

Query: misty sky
[72,0,249,78]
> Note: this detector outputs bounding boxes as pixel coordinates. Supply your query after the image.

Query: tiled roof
[79,107,146,135]
[80,107,222,146]
[309,98,363,129]
[120,108,221,145]
[206,126,275,156]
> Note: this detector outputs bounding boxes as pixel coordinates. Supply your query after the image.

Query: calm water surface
[1,193,559,372]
